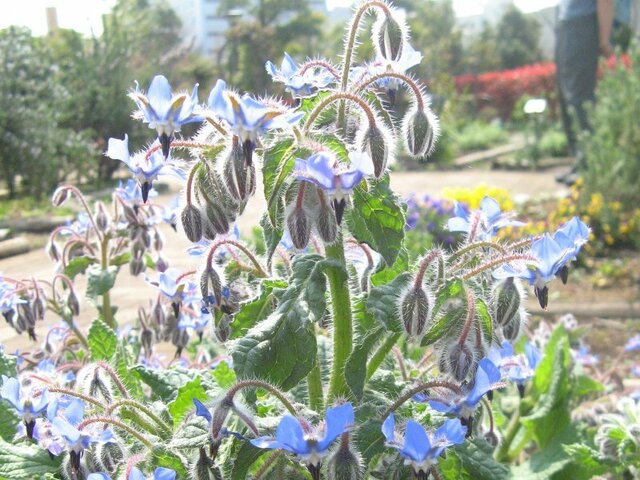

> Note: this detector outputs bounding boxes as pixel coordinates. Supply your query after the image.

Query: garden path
[0,166,572,351]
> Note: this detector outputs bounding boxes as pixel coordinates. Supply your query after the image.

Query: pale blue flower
[626,334,640,352]
[106,135,185,202]
[382,415,466,475]
[129,75,201,157]
[265,53,334,97]
[1,376,49,438]
[129,467,176,480]
[251,403,354,467]
[208,79,303,166]
[447,196,524,240]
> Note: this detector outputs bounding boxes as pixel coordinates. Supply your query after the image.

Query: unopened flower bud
[193,447,222,480]
[140,229,152,249]
[130,257,145,276]
[88,370,113,404]
[205,203,230,235]
[182,204,203,243]
[360,124,389,178]
[316,202,338,244]
[154,231,163,251]
[96,441,125,474]
[375,14,405,62]
[491,277,522,326]
[51,187,69,207]
[558,265,569,285]
[67,290,80,316]
[45,238,60,262]
[502,314,522,341]
[155,256,169,272]
[400,286,431,337]
[223,138,256,202]
[172,328,190,358]
[152,300,166,326]
[448,342,474,382]
[484,430,499,448]
[201,266,223,308]
[122,204,139,224]
[140,328,154,358]
[404,107,438,158]
[32,296,46,321]
[215,314,232,343]
[327,435,362,480]
[95,202,110,232]
[287,207,311,250]
[18,303,36,329]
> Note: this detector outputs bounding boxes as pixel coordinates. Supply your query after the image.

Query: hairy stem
[227,380,297,416]
[366,332,401,381]
[79,417,153,450]
[100,235,115,329]
[106,399,172,434]
[303,92,377,134]
[382,381,463,419]
[307,358,324,412]
[326,234,353,401]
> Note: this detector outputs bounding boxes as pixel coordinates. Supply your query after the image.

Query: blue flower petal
[317,402,354,451]
[193,398,212,424]
[381,414,395,443]
[274,415,309,454]
[152,467,177,480]
[128,467,147,480]
[467,358,501,407]
[401,420,430,463]
[0,377,23,413]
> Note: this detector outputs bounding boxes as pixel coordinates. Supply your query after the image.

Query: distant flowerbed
[455,55,631,121]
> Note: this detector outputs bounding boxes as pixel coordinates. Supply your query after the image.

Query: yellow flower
[605,234,615,246]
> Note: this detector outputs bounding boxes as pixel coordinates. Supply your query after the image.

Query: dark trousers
[555,13,599,164]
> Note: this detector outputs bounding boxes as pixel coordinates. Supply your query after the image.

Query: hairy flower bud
[223,138,257,202]
[32,296,46,321]
[67,290,80,316]
[172,328,190,358]
[399,286,431,337]
[374,13,405,62]
[404,107,438,158]
[181,204,203,243]
[201,266,223,309]
[154,231,164,251]
[95,441,125,475]
[45,238,60,262]
[140,328,154,358]
[88,370,113,404]
[51,187,69,207]
[327,436,362,480]
[193,447,223,480]
[360,124,389,178]
[130,257,145,276]
[155,256,169,272]
[205,203,230,235]
[491,277,522,326]
[215,314,232,343]
[95,202,110,232]
[448,342,474,382]
[316,201,338,244]
[122,204,139,224]
[152,300,166,326]
[287,207,311,250]
[502,314,522,341]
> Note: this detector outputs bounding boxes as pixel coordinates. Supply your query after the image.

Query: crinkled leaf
[212,360,236,389]
[132,366,216,402]
[371,247,408,286]
[63,256,94,279]
[0,439,61,479]
[114,342,143,398]
[454,438,510,480]
[152,446,189,478]
[168,376,208,427]
[230,441,268,480]
[476,298,492,344]
[344,325,386,400]
[232,254,335,390]
[86,264,117,298]
[421,279,467,347]
[365,272,411,332]
[169,415,209,450]
[87,318,117,361]
[260,212,283,266]
[231,278,286,339]
[345,174,406,266]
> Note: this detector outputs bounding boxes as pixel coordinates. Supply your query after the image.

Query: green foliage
[495,5,542,70]
[232,254,332,390]
[86,265,118,299]
[452,121,508,153]
[345,174,406,266]
[582,46,640,207]
[0,440,61,479]
[87,318,118,361]
[167,376,208,427]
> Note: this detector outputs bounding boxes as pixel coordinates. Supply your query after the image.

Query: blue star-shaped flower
[447,196,524,240]
[106,134,185,202]
[208,79,303,166]
[487,341,541,396]
[129,75,201,157]
[265,53,334,98]
[129,467,177,480]
[294,151,373,224]
[250,403,354,468]
[1,376,49,439]
[625,334,640,352]
[382,415,466,476]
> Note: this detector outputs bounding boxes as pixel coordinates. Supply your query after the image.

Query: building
[163,0,330,57]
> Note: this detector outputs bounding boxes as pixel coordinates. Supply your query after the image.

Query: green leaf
[232,254,333,390]
[263,137,297,226]
[0,403,19,442]
[260,212,283,265]
[0,439,61,479]
[454,438,510,480]
[421,279,467,347]
[371,247,409,286]
[573,374,604,396]
[212,360,236,389]
[344,325,385,400]
[476,298,492,344]
[521,328,570,448]
[168,376,208,427]
[86,264,117,298]
[87,318,117,361]
[0,350,17,378]
[561,443,617,479]
[230,441,268,480]
[114,343,143,398]
[152,446,189,478]
[231,279,286,339]
[345,174,406,266]
[132,366,216,403]
[63,256,94,279]
[365,272,411,332]
[169,415,209,450]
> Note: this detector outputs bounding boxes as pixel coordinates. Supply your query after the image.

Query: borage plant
[0,2,608,480]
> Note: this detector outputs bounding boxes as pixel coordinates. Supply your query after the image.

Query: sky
[0,0,560,36]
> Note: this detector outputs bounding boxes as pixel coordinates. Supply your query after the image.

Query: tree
[0,27,95,198]
[495,5,541,70]
[215,0,325,93]
[463,22,501,74]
